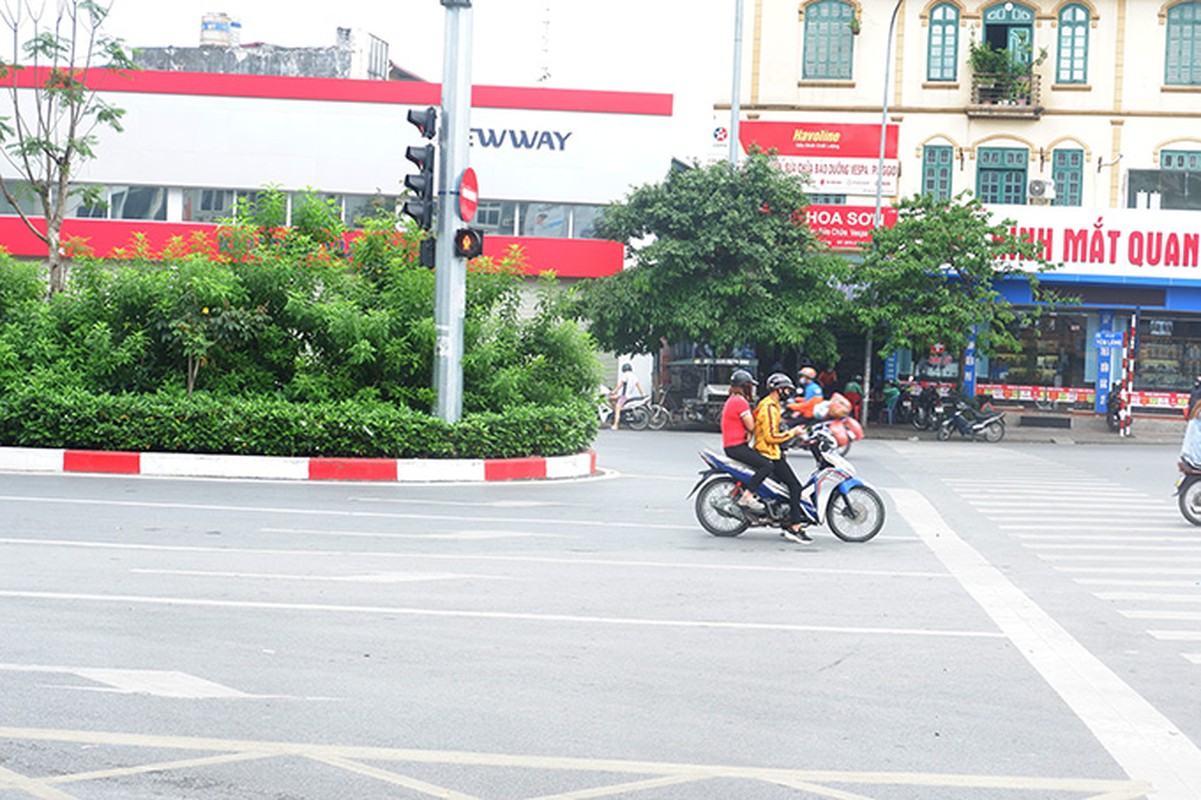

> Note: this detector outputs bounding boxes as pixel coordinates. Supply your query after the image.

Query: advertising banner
[738,122,900,196]
[805,204,898,250]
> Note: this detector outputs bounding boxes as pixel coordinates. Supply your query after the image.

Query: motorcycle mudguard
[835,476,866,494]
[687,468,722,498]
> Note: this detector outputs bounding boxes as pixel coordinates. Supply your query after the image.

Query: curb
[0,447,598,483]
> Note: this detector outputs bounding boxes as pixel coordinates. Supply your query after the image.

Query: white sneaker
[737,494,765,512]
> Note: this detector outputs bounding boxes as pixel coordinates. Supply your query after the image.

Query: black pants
[723,444,774,493]
[770,457,804,525]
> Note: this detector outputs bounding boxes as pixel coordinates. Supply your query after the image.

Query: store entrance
[986,312,1088,389]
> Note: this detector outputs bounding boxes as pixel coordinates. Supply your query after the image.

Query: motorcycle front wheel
[648,404,670,430]
[936,424,951,442]
[695,477,750,537]
[982,421,1005,443]
[1179,476,1201,526]
[827,485,885,542]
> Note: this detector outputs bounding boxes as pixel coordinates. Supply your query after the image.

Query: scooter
[936,402,1006,443]
[689,432,886,543]
[598,389,666,431]
[1176,458,1201,525]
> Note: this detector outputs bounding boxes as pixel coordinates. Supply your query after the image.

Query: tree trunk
[46,213,67,295]
[861,331,873,427]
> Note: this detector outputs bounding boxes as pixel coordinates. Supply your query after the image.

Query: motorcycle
[1106,382,1123,433]
[910,386,947,431]
[598,389,665,431]
[936,402,1006,443]
[1176,458,1201,525]
[689,432,886,542]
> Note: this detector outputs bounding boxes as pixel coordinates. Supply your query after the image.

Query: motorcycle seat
[1180,457,1201,475]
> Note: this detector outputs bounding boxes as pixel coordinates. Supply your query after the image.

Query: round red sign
[458,167,479,223]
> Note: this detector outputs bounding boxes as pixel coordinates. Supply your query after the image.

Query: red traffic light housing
[407,106,437,140]
[403,144,435,230]
[453,228,484,259]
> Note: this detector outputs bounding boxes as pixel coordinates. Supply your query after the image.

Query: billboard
[738,121,900,196]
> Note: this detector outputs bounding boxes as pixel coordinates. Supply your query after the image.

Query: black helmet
[730,369,757,388]
[621,363,633,372]
[766,372,794,392]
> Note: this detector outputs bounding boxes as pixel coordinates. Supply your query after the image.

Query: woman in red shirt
[721,369,774,510]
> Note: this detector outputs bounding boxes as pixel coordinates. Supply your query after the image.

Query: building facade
[727,0,1201,412]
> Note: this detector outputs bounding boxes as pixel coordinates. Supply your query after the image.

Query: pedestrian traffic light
[403,106,437,231]
[453,227,484,259]
[403,143,435,230]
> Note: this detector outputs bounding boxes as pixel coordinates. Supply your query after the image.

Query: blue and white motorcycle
[689,430,885,542]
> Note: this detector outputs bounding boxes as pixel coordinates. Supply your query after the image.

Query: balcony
[966,72,1043,119]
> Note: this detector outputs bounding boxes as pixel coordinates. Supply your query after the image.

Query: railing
[967,72,1042,117]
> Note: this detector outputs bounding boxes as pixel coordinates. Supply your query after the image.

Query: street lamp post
[864,0,904,427]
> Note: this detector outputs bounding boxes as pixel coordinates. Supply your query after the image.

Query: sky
[102,1,733,101]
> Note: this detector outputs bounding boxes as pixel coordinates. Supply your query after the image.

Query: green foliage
[852,192,1064,363]
[580,150,849,361]
[0,210,601,458]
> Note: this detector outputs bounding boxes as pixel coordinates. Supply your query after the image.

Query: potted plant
[849,15,861,35]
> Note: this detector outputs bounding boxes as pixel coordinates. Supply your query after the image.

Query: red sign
[738,122,898,159]
[459,167,479,223]
[804,204,898,251]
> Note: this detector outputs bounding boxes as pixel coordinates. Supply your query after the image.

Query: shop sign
[997,207,1201,280]
[739,122,899,196]
[804,204,898,250]
[1094,331,1124,349]
[977,383,1096,404]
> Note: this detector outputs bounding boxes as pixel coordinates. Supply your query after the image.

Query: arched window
[1166,2,1201,85]
[803,0,855,80]
[927,4,960,81]
[1056,4,1089,83]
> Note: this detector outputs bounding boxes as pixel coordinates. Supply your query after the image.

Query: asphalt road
[1,431,1198,799]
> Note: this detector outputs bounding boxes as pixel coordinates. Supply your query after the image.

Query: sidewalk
[865,409,1184,446]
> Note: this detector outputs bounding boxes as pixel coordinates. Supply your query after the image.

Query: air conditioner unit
[1028,178,1057,200]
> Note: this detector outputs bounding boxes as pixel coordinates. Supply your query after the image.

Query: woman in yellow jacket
[754,372,811,543]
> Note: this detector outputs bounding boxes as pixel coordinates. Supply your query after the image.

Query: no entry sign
[459,167,479,223]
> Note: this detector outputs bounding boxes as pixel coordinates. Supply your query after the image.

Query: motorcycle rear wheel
[982,421,1005,443]
[626,405,650,431]
[1180,477,1201,526]
[827,485,885,542]
[936,424,951,442]
[695,477,750,537]
[648,404,670,430]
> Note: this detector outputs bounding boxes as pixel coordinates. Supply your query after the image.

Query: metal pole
[433,0,473,423]
[873,0,903,228]
[728,0,743,164]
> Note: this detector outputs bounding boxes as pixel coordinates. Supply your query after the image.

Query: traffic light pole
[433,0,473,423]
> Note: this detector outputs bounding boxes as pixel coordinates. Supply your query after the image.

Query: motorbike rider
[721,368,774,512]
[609,363,644,431]
[1183,376,1201,466]
[797,365,823,402]
[754,372,812,543]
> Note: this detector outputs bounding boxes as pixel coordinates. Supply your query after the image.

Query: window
[803,0,854,80]
[927,4,959,81]
[0,181,43,217]
[976,147,1028,204]
[922,145,954,200]
[1163,149,1201,170]
[345,193,397,227]
[520,202,569,238]
[572,204,607,238]
[110,186,167,220]
[1052,148,1084,206]
[1127,169,1201,210]
[1166,1,1201,85]
[182,188,233,223]
[473,200,517,235]
[1056,4,1089,84]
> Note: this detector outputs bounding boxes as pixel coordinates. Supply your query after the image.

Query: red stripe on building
[484,457,548,481]
[2,68,672,116]
[308,458,399,482]
[63,450,141,474]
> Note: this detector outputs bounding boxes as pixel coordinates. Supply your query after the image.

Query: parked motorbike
[1176,458,1201,525]
[936,402,1006,443]
[1106,382,1123,433]
[598,390,664,431]
[689,431,885,542]
[911,385,948,431]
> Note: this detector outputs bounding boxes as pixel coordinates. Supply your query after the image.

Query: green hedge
[0,387,599,459]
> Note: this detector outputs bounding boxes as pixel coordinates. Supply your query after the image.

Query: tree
[852,191,1064,381]
[0,0,135,294]
[579,151,849,360]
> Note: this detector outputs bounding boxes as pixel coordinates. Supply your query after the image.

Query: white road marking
[1059,567,1201,575]
[892,487,1201,798]
[0,590,1001,639]
[1096,592,1201,603]
[1183,654,1201,665]
[1123,610,1201,622]
[130,568,506,584]
[0,764,74,799]
[1029,544,1201,552]
[0,538,952,579]
[260,527,561,540]
[349,497,559,508]
[1005,525,1190,532]
[0,725,1149,796]
[1150,631,1201,641]
[1077,579,1201,588]
[1019,535,1201,543]
[0,664,329,700]
[0,495,691,531]
[1043,554,1201,562]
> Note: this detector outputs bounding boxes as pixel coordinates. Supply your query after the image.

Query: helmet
[621,363,633,372]
[766,372,794,392]
[730,369,757,388]
[799,366,817,380]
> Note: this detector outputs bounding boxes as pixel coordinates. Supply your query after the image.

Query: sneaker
[737,494,765,512]
[781,527,813,544]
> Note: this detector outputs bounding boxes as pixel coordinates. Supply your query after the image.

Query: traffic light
[403,106,437,231]
[453,227,484,259]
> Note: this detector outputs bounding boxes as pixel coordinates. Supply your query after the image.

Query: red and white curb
[0,447,597,483]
